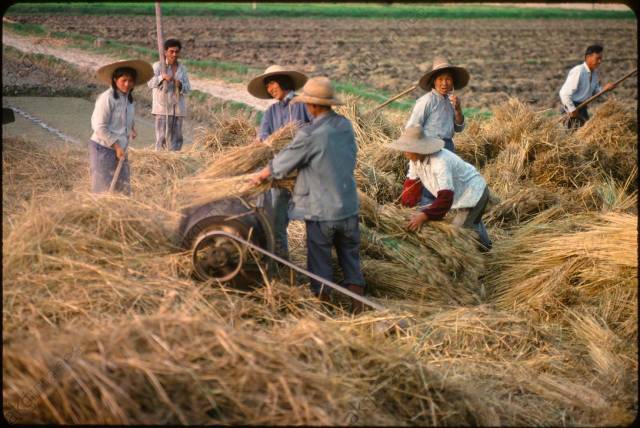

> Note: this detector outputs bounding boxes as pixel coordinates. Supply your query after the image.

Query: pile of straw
[190,116,257,152]
[485,212,637,339]
[358,191,485,304]
[3,92,637,426]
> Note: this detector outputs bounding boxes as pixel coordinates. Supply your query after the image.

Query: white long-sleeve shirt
[407,149,486,209]
[559,62,602,112]
[90,88,135,150]
[148,61,191,116]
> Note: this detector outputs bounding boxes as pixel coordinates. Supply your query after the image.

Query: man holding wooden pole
[559,44,615,129]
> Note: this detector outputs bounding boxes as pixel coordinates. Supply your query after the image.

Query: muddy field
[9,15,637,111]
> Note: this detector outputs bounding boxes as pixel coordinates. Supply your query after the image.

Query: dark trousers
[564,107,589,129]
[305,215,366,296]
[88,140,131,195]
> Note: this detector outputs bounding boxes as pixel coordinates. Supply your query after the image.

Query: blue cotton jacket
[269,111,359,221]
[259,91,312,140]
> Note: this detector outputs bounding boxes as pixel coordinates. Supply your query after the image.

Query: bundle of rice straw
[484,181,563,227]
[336,98,406,183]
[177,173,272,209]
[127,148,208,206]
[189,116,257,152]
[188,122,297,181]
[574,99,637,189]
[358,191,484,304]
[485,212,637,340]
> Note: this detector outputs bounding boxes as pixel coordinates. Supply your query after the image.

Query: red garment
[401,178,422,207]
[422,189,454,220]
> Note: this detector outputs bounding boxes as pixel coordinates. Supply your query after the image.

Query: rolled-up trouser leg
[88,140,131,195]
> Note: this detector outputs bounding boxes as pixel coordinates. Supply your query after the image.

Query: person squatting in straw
[405,57,469,206]
[148,38,192,151]
[247,65,313,260]
[251,76,367,314]
[89,59,153,194]
[559,44,615,129]
[389,125,492,251]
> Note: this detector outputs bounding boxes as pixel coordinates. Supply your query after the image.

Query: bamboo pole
[372,83,417,112]
[155,2,171,148]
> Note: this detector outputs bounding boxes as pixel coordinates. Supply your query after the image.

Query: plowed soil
[8,15,637,110]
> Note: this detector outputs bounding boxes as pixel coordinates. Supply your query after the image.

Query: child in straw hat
[389,126,492,250]
[89,59,153,194]
[251,76,366,313]
[248,65,313,260]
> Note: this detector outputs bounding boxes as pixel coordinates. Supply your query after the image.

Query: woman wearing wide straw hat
[407,56,469,153]
[247,65,312,260]
[389,125,492,250]
[405,56,470,207]
[89,59,153,194]
[251,76,367,313]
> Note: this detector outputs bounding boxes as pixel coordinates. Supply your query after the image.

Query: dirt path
[2,28,272,112]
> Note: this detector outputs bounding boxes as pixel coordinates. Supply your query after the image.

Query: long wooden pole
[372,83,417,112]
[154,2,166,76]
[560,68,637,122]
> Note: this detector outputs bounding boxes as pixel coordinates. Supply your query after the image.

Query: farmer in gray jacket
[148,38,191,151]
[251,76,366,313]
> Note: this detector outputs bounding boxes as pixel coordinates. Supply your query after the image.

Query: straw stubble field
[3,90,637,424]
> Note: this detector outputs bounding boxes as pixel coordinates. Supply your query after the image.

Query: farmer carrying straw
[248,65,312,260]
[89,59,153,194]
[559,44,615,129]
[406,57,469,206]
[251,76,366,314]
[148,38,191,151]
[389,125,492,251]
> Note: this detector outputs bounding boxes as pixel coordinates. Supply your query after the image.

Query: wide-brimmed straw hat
[385,125,444,155]
[247,65,308,99]
[291,76,344,106]
[418,56,470,91]
[96,59,154,87]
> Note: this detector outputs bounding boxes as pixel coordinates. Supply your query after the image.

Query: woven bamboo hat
[96,59,154,87]
[247,65,308,99]
[385,125,444,155]
[418,56,470,91]
[291,76,344,106]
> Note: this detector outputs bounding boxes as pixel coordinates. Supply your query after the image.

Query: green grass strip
[7,2,635,19]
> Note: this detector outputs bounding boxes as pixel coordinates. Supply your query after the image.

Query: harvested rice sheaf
[485,212,637,339]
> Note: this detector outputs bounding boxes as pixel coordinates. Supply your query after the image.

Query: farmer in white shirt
[559,44,615,129]
[148,38,192,150]
[89,59,153,194]
[388,126,492,251]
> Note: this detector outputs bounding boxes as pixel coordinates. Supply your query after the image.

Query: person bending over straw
[559,44,615,129]
[251,76,366,314]
[248,65,312,259]
[89,59,153,194]
[389,126,492,251]
[406,57,469,206]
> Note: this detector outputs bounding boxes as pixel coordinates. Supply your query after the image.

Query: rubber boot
[346,284,365,315]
